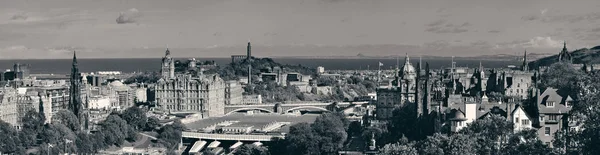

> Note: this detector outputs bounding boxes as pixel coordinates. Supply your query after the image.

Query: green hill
[529,45,600,68]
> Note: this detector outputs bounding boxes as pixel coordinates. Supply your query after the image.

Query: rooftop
[185,113,319,133]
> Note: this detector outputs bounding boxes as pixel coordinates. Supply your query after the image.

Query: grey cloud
[470,40,494,49]
[116,8,141,24]
[10,13,28,20]
[522,12,600,23]
[425,20,471,34]
[427,19,446,27]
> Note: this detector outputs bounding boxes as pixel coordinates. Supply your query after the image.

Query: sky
[1,0,600,59]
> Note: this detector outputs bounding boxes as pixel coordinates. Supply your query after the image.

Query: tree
[101,114,136,146]
[21,109,44,133]
[388,103,421,141]
[76,132,96,154]
[53,110,81,132]
[234,144,269,155]
[121,106,148,130]
[445,134,477,155]
[379,142,418,155]
[502,129,551,155]
[281,123,320,155]
[0,120,22,154]
[416,133,448,155]
[459,114,513,154]
[158,124,183,150]
[145,116,161,131]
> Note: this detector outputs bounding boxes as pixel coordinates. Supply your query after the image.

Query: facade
[242,95,263,105]
[0,87,19,129]
[88,96,111,110]
[155,74,226,118]
[16,88,53,127]
[534,87,573,147]
[512,105,534,132]
[107,81,135,110]
[375,54,432,120]
[225,80,242,105]
[446,96,518,132]
[161,48,175,80]
[316,66,325,74]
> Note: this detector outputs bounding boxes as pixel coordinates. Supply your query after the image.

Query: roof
[538,87,572,114]
[449,109,467,121]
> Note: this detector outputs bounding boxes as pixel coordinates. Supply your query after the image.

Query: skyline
[1,0,600,59]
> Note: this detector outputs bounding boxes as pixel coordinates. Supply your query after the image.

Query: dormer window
[547,101,555,107]
[566,101,572,108]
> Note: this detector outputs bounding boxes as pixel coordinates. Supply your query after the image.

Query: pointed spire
[405,53,410,64]
[419,55,422,70]
[72,51,78,66]
[165,45,171,56]
[523,50,529,71]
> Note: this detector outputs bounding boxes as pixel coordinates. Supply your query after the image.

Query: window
[566,101,572,108]
[545,127,551,136]
[570,127,576,132]
[522,120,530,125]
[540,116,544,122]
[515,117,520,123]
[549,115,559,121]
[547,101,555,107]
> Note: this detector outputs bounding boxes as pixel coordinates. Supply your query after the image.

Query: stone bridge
[223,101,367,115]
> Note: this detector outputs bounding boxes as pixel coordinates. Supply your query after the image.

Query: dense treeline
[0,106,184,154]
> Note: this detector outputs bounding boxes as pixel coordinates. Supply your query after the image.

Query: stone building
[16,88,53,127]
[225,80,242,105]
[0,87,19,128]
[155,73,226,117]
[376,54,432,119]
[161,48,175,80]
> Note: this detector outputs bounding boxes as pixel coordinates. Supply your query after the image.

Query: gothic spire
[72,51,78,66]
[165,45,171,56]
[522,50,529,71]
[404,53,410,64]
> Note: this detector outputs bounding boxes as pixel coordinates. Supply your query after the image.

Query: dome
[450,109,467,121]
[109,80,124,87]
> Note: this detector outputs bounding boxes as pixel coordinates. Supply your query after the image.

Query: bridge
[182,132,283,142]
[223,102,367,115]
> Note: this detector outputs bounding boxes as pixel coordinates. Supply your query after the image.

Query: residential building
[534,87,573,147]
[512,104,534,132]
[0,87,19,128]
[225,81,242,105]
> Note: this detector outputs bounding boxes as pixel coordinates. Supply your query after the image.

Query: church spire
[165,45,171,56]
[405,53,410,64]
[72,51,78,66]
[522,50,529,71]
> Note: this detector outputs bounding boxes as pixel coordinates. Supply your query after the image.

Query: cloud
[10,13,28,20]
[540,9,548,15]
[425,20,471,34]
[498,37,563,49]
[427,19,446,27]
[116,8,141,24]
[522,12,600,23]
[2,45,29,51]
[488,30,501,33]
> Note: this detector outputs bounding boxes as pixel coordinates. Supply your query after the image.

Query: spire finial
[405,53,409,63]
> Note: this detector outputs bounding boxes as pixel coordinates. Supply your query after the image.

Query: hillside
[529,45,600,67]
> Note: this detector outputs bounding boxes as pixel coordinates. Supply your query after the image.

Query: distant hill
[529,45,600,67]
